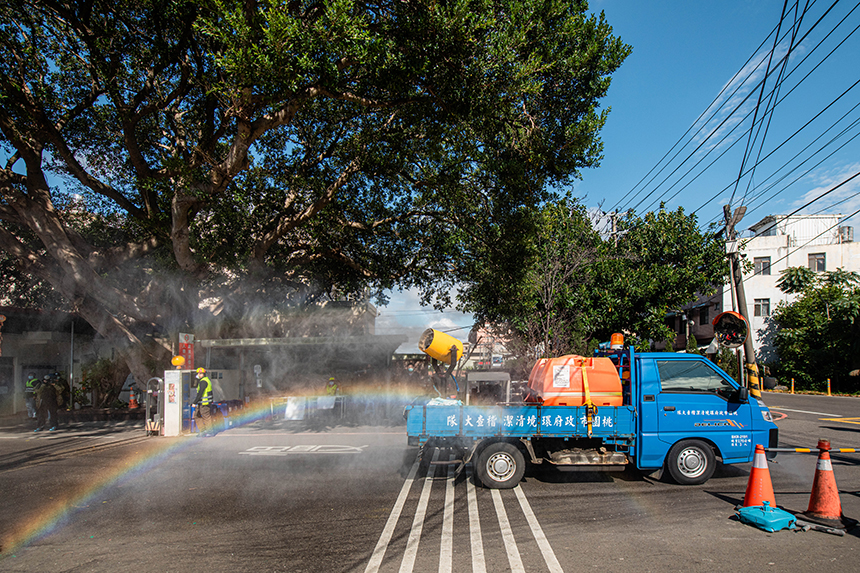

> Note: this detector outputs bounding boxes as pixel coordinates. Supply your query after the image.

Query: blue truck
[405,345,779,488]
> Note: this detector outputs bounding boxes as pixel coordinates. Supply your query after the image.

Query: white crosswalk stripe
[366,450,564,573]
[399,449,439,573]
[466,464,487,573]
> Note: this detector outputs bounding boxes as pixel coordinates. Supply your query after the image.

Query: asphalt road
[1,392,859,572]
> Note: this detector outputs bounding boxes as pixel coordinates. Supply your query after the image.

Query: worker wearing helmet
[193,367,215,437]
[34,375,61,432]
[326,377,338,396]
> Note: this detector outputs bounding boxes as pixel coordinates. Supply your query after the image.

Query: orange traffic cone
[742,444,777,508]
[798,439,855,529]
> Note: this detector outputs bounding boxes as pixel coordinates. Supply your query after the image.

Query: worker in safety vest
[193,367,215,437]
[34,375,62,432]
[25,373,37,419]
[326,377,338,396]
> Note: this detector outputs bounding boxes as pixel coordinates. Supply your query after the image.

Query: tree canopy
[772,267,860,392]
[458,202,728,358]
[0,0,630,382]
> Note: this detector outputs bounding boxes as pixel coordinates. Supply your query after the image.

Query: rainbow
[1,390,416,558]
[1,436,190,559]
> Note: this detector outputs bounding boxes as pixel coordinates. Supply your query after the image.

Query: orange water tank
[526,355,622,407]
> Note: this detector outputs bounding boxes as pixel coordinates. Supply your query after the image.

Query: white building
[727,214,860,362]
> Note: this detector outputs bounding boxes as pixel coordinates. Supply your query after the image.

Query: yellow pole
[791,378,795,394]
[827,378,831,396]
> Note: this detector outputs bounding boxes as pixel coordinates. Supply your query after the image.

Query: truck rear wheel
[475,442,525,489]
[666,440,715,485]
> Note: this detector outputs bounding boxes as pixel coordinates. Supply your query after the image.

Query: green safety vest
[25,377,36,393]
[199,376,213,406]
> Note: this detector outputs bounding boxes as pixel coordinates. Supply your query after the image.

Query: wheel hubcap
[487,452,515,481]
[677,448,706,477]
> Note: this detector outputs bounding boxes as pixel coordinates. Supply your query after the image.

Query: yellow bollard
[791,378,795,394]
[827,378,831,396]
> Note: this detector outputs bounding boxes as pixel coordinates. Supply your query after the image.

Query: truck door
[655,358,754,463]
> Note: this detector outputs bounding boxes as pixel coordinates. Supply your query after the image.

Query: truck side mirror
[737,386,749,403]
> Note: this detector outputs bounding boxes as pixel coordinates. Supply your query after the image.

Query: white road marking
[364,456,420,573]
[239,444,367,455]
[768,407,839,417]
[366,449,564,573]
[399,449,440,573]
[439,457,455,573]
[491,489,525,573]
[515,486,564,573]
[466,465,487,573]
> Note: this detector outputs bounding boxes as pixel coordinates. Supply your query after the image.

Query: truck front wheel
[666,440,715,485]
[475,442,525,489]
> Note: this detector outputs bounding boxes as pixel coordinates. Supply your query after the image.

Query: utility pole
[610,211,618,247]
[723,205,761,398]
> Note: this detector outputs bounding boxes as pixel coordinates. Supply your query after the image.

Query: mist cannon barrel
[418,329,463,363]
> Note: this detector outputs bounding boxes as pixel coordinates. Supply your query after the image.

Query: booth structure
[158,368,249,436]
[162,369,186,437]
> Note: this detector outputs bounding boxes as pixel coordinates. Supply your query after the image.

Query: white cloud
[694,42,792,154]
[794,162,860,226]
[376,287,473,354]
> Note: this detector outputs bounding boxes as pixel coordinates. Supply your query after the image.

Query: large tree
[591,206,728,345]
[771,267,860,392]
[459,203,728,357]
[0,0,630,383]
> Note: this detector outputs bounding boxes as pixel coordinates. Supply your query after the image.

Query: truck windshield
[656,360,736,393]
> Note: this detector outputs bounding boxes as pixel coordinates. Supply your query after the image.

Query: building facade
[0,308,101,417]
[725,214,860,362]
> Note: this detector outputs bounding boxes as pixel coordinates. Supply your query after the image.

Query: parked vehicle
[405,336,778,488]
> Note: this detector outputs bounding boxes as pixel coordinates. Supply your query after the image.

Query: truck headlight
[762,410,773,422]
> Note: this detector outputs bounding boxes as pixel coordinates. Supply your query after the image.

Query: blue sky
[580,0,860,231]
[378,0,860,350]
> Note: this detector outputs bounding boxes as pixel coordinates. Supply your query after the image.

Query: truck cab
[633,352,778,484]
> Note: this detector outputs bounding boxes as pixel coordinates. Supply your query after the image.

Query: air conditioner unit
[839,226,854,243]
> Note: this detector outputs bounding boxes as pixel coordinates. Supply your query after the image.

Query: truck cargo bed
[405,403,635,446]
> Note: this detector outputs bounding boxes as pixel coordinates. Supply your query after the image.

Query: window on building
[698,306,708,327]
[754,298,770,317]
[754,256,771,276]
[808,253,826,272]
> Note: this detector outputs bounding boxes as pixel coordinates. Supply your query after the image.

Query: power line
[441,323,477,334]
[750,203,860,278]
[745,169,860,244]
[608,18,784,212]
[738,0,812,209]
[691,8,860,217]
[621,0,849,215]
[729,0,794,209]
[741,113,860,222]
[700,75,860,224]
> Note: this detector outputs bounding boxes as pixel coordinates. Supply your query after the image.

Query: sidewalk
[0,408,146,432]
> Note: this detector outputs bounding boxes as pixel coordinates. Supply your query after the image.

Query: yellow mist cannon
[418,328,464,398]
[419,328,463,363]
